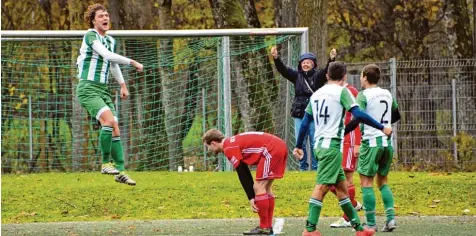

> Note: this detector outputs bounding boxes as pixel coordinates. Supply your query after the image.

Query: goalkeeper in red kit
[202,129,288,235]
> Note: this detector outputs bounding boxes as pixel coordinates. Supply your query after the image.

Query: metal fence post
[389,58,399,162]
[452,79,458,163]
[29,95,33,170]
[299,30,310,170]
[300,29,309,55]
[202,88,207,170]
[222,36,233,171]
[285,40,292,152]
[216,40,223,171]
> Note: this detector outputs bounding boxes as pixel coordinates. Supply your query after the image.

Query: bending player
[202,129,288,235]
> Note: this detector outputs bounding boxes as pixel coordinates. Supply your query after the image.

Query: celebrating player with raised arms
[76,4,143,185]
[202,129,288,235]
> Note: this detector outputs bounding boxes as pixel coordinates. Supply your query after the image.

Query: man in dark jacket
[270,46,337,171]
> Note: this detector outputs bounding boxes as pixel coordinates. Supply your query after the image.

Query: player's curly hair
[84,4,107,28]
[362,64,381,84]
[202,129,225,145]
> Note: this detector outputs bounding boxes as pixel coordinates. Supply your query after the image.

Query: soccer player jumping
[202,129,288,235]
[76,4,143,185]
[294,61,392,236]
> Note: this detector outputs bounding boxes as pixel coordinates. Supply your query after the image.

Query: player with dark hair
[329,81,363,228]
[344,64,401,232]
[295,61,392,236]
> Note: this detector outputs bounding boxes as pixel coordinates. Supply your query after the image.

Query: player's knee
[376,175,387,188]
[102,118,117,127]
[317,184,329,193]
[253,182,267,194]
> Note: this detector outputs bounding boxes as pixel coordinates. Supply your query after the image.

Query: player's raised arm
[91,42,143,71]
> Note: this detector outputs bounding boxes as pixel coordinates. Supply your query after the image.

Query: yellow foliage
[9,86,15,96]
[343,12,350,24]
[452,132,476,163]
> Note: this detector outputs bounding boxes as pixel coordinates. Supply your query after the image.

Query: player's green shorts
[77,80,117,120]
[314,147,346,185]
[357,141,394,177]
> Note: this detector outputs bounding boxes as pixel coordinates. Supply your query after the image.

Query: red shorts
[255,139,288,180]
[342,143,357,171]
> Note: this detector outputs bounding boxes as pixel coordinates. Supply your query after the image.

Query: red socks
[348,184,357,206]
[255,193,270,228]
[268,194,275,228]
[343,184,357,221]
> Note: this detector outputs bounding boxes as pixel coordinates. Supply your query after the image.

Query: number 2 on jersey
[380,100,389,124]
[314,99,330,125]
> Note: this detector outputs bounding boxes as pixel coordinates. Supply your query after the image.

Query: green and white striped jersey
[76,29,116,84]
[356,87,398,147]
[305,84,358,149]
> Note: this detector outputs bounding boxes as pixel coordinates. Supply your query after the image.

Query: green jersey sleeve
[392,97,399,111]
[340,88,358,111]
[85,31,99,46]
[305,101,312,115]
[356,92,367,110]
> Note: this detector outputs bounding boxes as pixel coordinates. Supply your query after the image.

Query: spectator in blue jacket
[270,46,337,171]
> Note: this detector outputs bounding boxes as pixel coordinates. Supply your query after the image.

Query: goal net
[1,29,308,173]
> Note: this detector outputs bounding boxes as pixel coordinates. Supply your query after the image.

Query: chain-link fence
[346,59,476,170]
